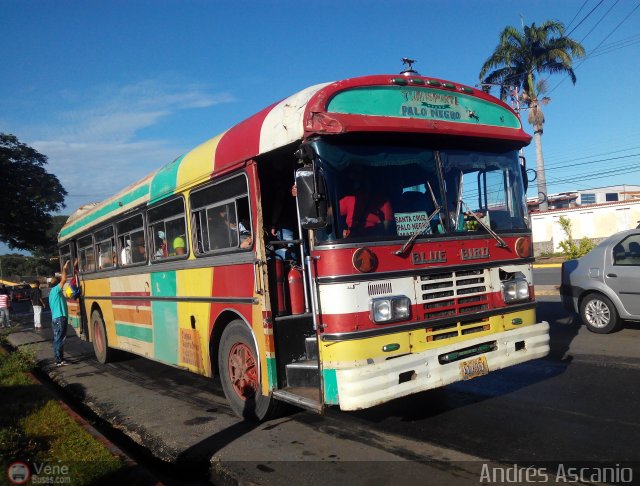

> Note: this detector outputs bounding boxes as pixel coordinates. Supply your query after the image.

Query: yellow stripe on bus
[176,267,213,375]
[319,309,536,367]
[176,133,226,193]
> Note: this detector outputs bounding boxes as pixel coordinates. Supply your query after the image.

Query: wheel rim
[585,299,611,328]
[93,320,104,354]
[228,342,259,400]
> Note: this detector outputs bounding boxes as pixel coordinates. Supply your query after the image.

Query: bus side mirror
[295,167,328,230]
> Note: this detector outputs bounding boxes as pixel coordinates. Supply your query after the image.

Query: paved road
[533,266,561,287]
[5,293,640,485]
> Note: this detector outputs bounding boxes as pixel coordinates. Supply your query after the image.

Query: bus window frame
[189,173,253,256]
[58,243,74,273]
[77,234,96,273]
[147,196,190,263]
[116,213,148,267]
[94,224,116,271]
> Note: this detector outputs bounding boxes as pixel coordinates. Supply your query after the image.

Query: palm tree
[479,20,585,211]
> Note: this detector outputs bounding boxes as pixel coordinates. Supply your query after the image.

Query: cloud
[55,80,235,143]
[26,80,235,211]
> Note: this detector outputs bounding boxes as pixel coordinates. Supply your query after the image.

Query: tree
[0,133,67,250]
[557,216,594,260]
[479,21,585,211]
[32,215,69,260]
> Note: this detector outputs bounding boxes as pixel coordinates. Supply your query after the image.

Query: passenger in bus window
[339,167,393,238]
[120,238,132,265]
[132,235,146,263]
[98,243,115,269]
[210,206,240,249]
[173,235,186,255]
[154,230,168,258]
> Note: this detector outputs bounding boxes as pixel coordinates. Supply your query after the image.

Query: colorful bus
[58,71,550,420]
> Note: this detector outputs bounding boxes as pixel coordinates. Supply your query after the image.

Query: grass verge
[0,344,123,484]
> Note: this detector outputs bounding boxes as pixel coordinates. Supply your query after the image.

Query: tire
[91,309,112,364]
[218,319,280,421]
[580,293,622,334]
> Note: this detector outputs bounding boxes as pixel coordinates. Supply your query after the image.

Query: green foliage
[1,253,58,280]
[557,216,595,260]
[479,21,585,102]
[0,349,122,484]
[0,347,36,386]
[0,133,67,251]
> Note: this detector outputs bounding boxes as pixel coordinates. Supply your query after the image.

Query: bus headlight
[501,278,530,304]
[370,296,411,323]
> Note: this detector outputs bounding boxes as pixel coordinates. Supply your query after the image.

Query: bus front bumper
[328,321,550,411]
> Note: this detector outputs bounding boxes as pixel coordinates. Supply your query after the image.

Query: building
[575,185,640,205]
[531,199,640,254]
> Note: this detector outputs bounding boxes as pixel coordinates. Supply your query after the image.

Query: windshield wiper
[395,182,440,256]
[460,200,508,248]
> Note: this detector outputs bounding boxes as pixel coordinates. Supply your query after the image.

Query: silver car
[561,229,640,333]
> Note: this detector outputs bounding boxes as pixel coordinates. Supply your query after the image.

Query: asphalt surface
[5,274,640,485]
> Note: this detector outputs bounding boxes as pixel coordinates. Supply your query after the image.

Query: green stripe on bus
[116,322,153,343]
[266,357,277,389]
[59,183,150,239]
[149,155,185,203]
[151,271,179,363]
[69,316,80,329]
[322,368,339,405]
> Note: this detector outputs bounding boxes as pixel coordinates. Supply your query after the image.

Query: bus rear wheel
[218,319,279,421]
[91,309,112,364]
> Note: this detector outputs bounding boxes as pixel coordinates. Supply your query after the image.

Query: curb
[533,263,562,268]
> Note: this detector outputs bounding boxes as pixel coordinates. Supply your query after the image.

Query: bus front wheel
[91,310,112,364]
[218,320,279,421]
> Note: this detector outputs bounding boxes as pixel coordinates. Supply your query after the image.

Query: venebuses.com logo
[7,462,30,485]
[7,461,71,485]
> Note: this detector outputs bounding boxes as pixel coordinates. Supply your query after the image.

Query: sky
[2,0,639,254]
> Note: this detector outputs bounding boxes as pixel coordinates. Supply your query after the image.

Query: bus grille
[418,269,489,321]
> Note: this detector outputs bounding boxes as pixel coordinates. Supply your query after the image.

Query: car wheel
[91,309,112,364]
[580,293,621,334]
[218,319,280,421]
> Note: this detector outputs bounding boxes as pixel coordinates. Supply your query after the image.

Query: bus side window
[77,235,95,273]
[116,214,146,265]
[95,226,115,270]
[148,198,188,261]
[190,175,252,254]
[59,243,73,272]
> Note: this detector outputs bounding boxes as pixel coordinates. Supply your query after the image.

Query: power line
[544,152,640,171]
[566,0,592,31]
[578,0,620,43]
[546,161,640,185]
[567,0,606,36]
[548,2,640,94]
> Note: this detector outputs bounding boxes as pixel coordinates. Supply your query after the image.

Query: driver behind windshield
[339,166,394,238]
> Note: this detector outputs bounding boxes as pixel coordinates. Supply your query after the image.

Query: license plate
[459,356,489,380]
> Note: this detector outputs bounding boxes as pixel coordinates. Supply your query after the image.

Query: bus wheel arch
[213,314,279,421]
[90,306,112,364]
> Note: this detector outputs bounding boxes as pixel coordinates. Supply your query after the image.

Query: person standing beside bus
[31,281,46,330]
[49,260,71,366]
[0,286,10,328]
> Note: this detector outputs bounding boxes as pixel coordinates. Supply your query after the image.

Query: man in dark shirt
[31,281,46,329]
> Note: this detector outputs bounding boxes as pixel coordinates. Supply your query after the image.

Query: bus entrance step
[285,359,320,388]
[305,336,318,361]
[272,387,323,413]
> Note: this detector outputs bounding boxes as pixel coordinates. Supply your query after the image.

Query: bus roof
[59,74,528,242]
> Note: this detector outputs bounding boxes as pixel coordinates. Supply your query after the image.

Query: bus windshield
[312,138,529,243]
